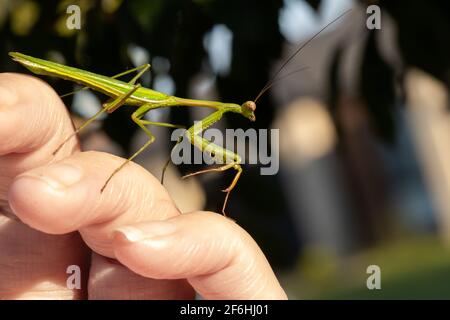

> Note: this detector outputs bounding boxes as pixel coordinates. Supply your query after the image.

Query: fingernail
[22,163,83,190]
[114,221,177,243]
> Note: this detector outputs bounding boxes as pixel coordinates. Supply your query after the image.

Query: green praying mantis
[9,10,351,215]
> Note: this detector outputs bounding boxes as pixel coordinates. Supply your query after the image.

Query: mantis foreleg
[162,110,243,215]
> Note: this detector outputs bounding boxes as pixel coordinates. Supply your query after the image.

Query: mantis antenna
[254,8,352,102]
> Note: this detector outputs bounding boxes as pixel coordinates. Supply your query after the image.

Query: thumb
[112,212,287,300]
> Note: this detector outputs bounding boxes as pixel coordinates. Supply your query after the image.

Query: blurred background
[1,0,450,299]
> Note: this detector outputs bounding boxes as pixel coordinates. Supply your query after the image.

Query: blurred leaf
[101,0,123,14]
[10,0,40,36]
[129,0,164,31]
[0,0,10,28]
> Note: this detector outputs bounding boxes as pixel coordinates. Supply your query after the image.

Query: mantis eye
[243,101,256,112]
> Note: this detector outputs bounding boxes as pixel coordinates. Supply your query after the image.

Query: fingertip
[111,212,287,299]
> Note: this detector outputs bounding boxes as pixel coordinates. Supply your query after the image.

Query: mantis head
[241,101,256,122]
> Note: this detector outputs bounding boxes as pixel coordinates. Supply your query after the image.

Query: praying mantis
[9,10,351,215]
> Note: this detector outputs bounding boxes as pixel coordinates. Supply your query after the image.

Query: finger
[0,73,88,299]
[8,151,180,257]
[113,212,288,300]
[8,150,195,299]
[0,215,89,299]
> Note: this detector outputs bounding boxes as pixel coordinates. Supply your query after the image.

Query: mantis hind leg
[53,83,141,155]
[54,64,152,155]
[161,134,184,185]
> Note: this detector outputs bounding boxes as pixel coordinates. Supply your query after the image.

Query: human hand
[0,73,287,299]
